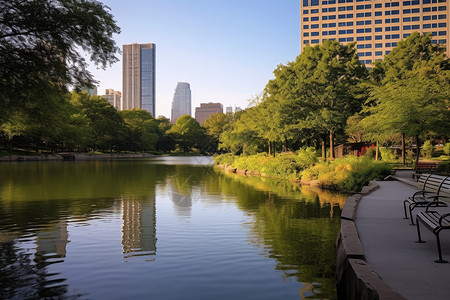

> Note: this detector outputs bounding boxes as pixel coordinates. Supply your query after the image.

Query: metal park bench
[415,192,450,263]
[403,174,449,225]
[413,162,440,180]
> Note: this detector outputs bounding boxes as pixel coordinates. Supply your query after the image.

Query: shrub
[300,156,391,192]
[379,147,398,162]
[436,161,450,176]
[443,143,450,156]
[422,140,434,159]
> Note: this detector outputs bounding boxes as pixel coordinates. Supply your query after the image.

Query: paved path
[356,177,450,300]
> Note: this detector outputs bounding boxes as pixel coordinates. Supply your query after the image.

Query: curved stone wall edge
[336,180,406,300]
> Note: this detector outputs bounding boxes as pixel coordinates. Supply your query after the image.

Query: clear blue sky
[88,0,300,118]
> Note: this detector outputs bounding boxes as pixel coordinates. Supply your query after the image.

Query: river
[0,156,346,299]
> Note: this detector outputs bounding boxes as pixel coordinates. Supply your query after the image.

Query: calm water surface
[0,157,346,299]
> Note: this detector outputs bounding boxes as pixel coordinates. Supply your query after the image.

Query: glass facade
[140,48,155,116]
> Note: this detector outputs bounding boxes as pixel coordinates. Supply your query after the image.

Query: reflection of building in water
[35,220,69,258]
[121,195,156,258]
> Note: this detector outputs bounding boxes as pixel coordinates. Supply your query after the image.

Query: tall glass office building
[301,0,449,65]
[171,82,192,124]
[122,43,156,116]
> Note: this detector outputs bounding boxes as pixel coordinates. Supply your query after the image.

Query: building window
[347,21,354,26]
[357,36,365,41]
[411,8,419,13]
[311,32,319,36]
[403,33,411,38]
[338,6,345,11]
[386,27,391,32]
[392,34,400,39]
[386,50,391,55]
[347,6,353,10]
[411,0,419,4]
[323,31,328,36]
[311,17,319,21]
[329,7,337,12]
[365,52,372,56]
[365,36,372,40]
[303,10,309,14]
[304,32,310,37]
[303,0,309,7]
[412,17,420,22]
[311,9,319,13]
[439,23,446,27]
[404,25,412,30]
[311,24,319,28]
[346,14,353,18]
[357,21,364,25]
[423,7,431,12]
[357,28,364,33]
[375,35,382,40]
[365,44,372,48]
[392,26,399,31]
[438,6,447,11]
[375,19,382,24]
[311,39,320,44]
[403,1,411,5]
[404,17,411,22]
[392,10,399,15]
[392,18,400,23]
[386,42,392,47]
[375,27,382,32]
[339,22,346,26]
[375,11,382,16]
[375,43,382,48]
[412,25,420,30]
[423,24,431,28]
[438,15,447,19]
[438,39,447,44]
[357,44,365,49]
[339,14,346,19]
[365,28,372,33]
[439,31,447,35]
[347,29,354,34]
[347,37,354,41]
[339,30,346,34]
[423,16,432,21]
[339,38,346,42]
[392,42,398,47]
[303,40,309,44]
[356,13,364,17]
[365,20,372,25]
[303,17,309,22]
[311,0,319,5]
[375,51,383,56]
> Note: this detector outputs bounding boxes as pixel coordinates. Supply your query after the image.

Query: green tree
[263,40,367,159]
[72,92,126,152]
[120,110,159,152]
[363,33,450,167]
[167,115,206,152]
[0,0,120,101]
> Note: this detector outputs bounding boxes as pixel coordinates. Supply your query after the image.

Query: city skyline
[86,0,300,118]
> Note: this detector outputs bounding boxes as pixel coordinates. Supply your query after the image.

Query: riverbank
[0,152,157,162]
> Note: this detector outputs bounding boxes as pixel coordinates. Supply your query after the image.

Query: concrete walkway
[355,172,450,300]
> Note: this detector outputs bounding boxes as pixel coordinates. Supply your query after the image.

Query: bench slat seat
[416,205,450,263]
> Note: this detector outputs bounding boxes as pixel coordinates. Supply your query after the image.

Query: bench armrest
[439,213,450,226]
[412,191,433,200]
[425,201,448,212]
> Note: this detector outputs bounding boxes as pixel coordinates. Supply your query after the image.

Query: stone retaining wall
[336,181,405,300]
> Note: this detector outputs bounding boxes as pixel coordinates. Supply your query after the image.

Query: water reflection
[121,195,156,260]
[0,158,345,299]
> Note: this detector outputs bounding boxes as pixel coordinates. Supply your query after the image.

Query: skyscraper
[300,0,449,65]
[102,89,121,110]
[122,43,156,116]
[171,82,192,124]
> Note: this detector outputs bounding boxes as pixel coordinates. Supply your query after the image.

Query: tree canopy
[0,0,120,117]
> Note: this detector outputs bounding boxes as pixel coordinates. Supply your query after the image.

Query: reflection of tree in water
[0,229,82,299]
[209,171,343,299]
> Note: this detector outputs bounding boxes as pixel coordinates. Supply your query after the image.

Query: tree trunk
[415,135,420,171]
[329,131,335,160]
[375,141,379,161]
[321,139,326,161]
[268,141,271,157]
[401,133,406,166]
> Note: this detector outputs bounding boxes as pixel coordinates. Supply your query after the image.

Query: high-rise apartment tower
[171,82,192,124]
[300,0,449,65]
[122,43,156,116]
